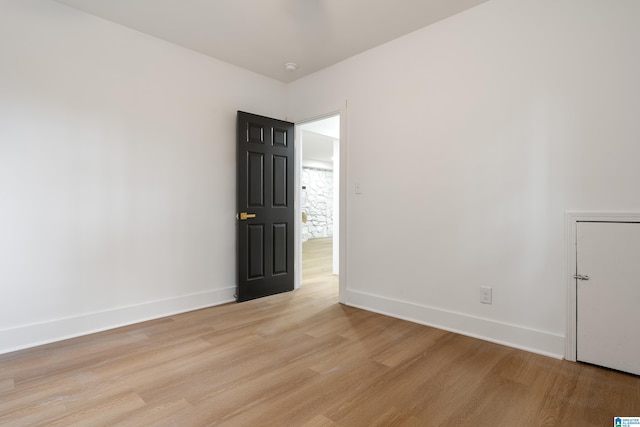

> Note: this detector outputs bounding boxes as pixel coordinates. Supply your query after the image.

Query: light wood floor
[302,237,335,286]
[1,238,639,426]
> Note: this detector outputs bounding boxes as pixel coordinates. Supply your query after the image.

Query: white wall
[0,0,287,354]
[287,0,640,357]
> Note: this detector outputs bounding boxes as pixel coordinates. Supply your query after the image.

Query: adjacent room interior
[299,114,340,287]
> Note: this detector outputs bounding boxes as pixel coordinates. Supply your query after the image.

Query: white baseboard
[344,289,565,359]
[0,287,236,355]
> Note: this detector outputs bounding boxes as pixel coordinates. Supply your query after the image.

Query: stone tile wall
[302,167,333,242]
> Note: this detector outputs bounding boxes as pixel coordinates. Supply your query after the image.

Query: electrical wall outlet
[480,286,492,304]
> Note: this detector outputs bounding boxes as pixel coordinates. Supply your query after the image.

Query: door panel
[273,127,288,146]
[248,224,264,279]
[248,153,264,207]
[273,156,288,206]
[273,223,288,275]
[237,111,294,302]
[576,221,640,375]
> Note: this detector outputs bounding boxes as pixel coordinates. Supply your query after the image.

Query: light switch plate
[480,286,492,304]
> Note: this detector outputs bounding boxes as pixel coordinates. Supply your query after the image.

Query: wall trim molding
[344,289,564,359]
[0,286,236,355]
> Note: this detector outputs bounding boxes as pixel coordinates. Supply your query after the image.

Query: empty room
[1,0,639,425]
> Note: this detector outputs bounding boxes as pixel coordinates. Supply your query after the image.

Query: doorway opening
[297,115,340,288]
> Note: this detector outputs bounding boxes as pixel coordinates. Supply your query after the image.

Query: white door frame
[294,107,347,303]
[565,211,640,361]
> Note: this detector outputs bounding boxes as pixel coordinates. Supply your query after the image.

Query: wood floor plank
[301,414,339,427]
[111,398,193,427]
[44,390,146,426]
[0,237,638,425]
[0,396,67,427]
[0,377,14,393]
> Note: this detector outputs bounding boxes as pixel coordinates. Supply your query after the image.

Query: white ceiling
[301,115,339,167]
[52,0,489,83]
[301,115,339,139]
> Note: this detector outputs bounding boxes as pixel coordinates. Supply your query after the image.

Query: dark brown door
[236,111,295,302]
